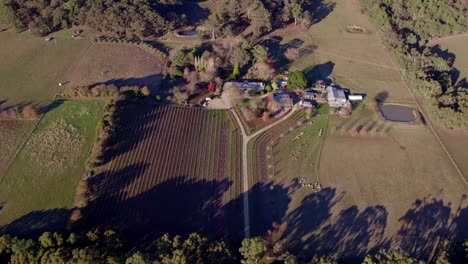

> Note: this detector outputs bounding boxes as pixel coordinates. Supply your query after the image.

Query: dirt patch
[66,44,164,92]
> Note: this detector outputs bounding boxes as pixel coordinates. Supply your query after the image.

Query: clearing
[0,30,90,107]
[65,43,165,92]
[0,101,105,237]
[83,105,244,244]
[262,0,413,102]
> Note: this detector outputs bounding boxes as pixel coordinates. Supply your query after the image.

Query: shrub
[22,105,39,119]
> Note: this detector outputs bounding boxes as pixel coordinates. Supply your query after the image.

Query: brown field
[83,105,244,243]
[65,44,164,92]
[0,30,90,107]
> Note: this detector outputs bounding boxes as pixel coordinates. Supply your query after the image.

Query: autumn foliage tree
[22,105,38,119]
[208,81,216,93]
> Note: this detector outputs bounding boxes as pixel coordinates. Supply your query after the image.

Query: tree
[208,81,216,93]
[239,237,267,264]
[288,70,308,90]
[284,48,300,61]
[291,2,302,25]
[141,87,151,96]
[252,45,268,63]
[22,105,38,119]
[262,111,269,123]
[230,46,251,68]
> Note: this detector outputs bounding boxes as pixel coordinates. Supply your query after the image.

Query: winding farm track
[230,105,298,239]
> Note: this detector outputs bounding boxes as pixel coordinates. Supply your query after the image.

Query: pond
[178,30,199,36]
[379,104,415,122]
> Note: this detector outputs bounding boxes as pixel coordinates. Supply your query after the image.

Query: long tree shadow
[80,162,292,248]
[0,208,70,239]
[91,74,163,92]
[303,61,335,83]
[305,0,336,24]
[390,195,468,262]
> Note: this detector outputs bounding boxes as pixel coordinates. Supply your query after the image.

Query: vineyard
[247,110,318,238]
[85,105,244,243]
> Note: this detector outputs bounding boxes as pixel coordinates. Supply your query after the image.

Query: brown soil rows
[117,106,155,201]
[127,106,160,198]
[181,109,202,184]
[145,105,178,188]
[167,107,194,186]
[129,106,166,198]
[102,105,147,202]
[191,109,207,185]
[157,107,184,184]
[175,107,199,180]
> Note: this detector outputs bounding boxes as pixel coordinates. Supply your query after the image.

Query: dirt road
[230,105,298,239]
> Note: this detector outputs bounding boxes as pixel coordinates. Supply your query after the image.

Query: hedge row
[64,84,151,98]
[94,37,168,60]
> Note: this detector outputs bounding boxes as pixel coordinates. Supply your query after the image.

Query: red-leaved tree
[208,81,216,92]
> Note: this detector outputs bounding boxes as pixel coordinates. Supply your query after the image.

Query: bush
[22,105,39,119]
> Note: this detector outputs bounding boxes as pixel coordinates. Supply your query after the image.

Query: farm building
[303,90,318,100]
[225,80,265,91]
[274,93,294,108]
[327,86,347,107]
[299,100,314,108]
[315,80,327,90]
[348,94,363,101]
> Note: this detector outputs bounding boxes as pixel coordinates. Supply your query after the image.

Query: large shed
[326,86,347,107]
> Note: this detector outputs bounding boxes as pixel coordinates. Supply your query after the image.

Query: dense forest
[0,0,186,37]
[0,229,466,263]
[0,0,315,38]
[360,0,468,128]
[203,0,315,39]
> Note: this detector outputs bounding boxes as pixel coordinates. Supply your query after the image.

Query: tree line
[0,0,186,37]
[360,0,468,128]
[0,229,466,263]
[203,0,313,39]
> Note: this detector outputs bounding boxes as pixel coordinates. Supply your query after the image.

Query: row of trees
[0,229,466,263]
[204,0,313,39]
[0,0,186,37]
[360,0,468,128]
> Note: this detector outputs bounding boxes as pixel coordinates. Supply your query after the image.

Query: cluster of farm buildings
[223,78,363,111]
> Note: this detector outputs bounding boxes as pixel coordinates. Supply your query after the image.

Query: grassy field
[262,0,413,102]
[65,44,165,92]
[248,102,466,261]
[0,101,105,232]
[0,30,90,107]
[0,121,36,176]
[83,105,244,244]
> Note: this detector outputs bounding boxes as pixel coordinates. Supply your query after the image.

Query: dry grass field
[83,105,244,244]
[0,101,105,236]
[0,30,90,107]
[263,0,413,102]
[249,103,467,261]
[65,44,165,92]
[430,35,468,86]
